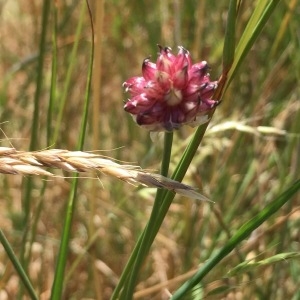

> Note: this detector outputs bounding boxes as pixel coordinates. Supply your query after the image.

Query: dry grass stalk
[0,147,210,201]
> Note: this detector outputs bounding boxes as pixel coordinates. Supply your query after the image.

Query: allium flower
[123,45,219,131]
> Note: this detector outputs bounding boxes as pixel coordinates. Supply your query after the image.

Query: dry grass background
[0,0,299,299]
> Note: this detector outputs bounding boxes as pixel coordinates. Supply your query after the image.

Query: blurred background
[0,0,299,299]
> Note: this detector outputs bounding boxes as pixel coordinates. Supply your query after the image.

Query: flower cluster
[123,45,218,131]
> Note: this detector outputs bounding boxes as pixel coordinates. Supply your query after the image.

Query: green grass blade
[171,179,300,299]
[222,0,237,73]
[0,230,38,300]
[47,4,58,145]
[29,0,51,151]
[18,0,51,288]
[52,1,86,145]
[171,123,209,182]
[223,0,281,93]
[50,1,94,298]
[50,176,80,300]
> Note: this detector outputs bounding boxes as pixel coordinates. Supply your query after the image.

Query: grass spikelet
[0,147,209,201]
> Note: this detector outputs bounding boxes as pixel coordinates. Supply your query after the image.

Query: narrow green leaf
[0,230,38,300]
[223,0,281,94]
[50,1,94,299]
[19,0,51,286]
[171,179,300,299]
[222,0,237,72]
[52,1,86,144]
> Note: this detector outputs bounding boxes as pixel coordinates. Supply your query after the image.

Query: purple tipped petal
[173,46,191,72]
[142,58,157,80]
[123,77,147,96]
[156,46,176,73]
[124,94,152,114]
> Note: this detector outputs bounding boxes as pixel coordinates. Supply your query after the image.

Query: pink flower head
[123,45,218,131]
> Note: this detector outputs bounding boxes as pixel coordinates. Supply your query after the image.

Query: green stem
[123,132,173,299]
[48,3,58,145]
[50,176,79,300]
[52,0,86,144]
[29,0,51,151]
[0,230,38,300]
[50,1,94,298]
[161,131,174,176]
[19,0,51,285]
[113,125,207,299]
